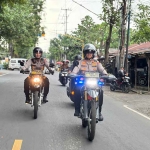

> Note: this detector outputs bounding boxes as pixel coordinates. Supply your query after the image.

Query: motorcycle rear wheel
[123,84,131,93]
[33,91,39,119]
[87,101,96,141]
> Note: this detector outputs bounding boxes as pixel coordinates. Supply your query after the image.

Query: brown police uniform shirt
[71,59,107,75]
[60,64,69,70]
[21,58,50,71]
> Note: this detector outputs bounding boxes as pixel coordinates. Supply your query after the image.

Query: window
[11,60,16,63]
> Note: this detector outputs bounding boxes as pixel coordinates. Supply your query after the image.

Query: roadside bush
[3,62,8,69]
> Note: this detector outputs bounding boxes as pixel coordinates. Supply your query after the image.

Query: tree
[132,4,150,43]
[100,0,120,64]
[0,0,45,58]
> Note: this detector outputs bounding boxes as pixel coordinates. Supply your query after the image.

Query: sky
[37,0,150,52]
[37,0,103,52]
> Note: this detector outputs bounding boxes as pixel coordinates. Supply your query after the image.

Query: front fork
[30,89,43,107]
[82,91,99,120]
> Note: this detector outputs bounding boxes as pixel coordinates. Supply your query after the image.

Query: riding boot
[74,106,80,116]
[74,89,81,117]
[43,96,48,103]
[99,90,104,121]
[25,95,30,103]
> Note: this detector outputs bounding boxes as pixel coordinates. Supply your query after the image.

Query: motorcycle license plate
[85,72,99,78]
[31,70,43,75]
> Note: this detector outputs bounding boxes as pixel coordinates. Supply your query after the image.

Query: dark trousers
[24,76,49,98]
[74,87,103,112]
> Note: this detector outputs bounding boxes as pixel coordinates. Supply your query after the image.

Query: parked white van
[8,58,27,70]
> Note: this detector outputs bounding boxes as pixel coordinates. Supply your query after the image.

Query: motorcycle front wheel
[33,91,39,119]
[63,78,67,86]
[87,101,96,141]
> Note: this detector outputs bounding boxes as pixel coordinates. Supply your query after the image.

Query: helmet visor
[34,49,42,54]
[85,50,95,53]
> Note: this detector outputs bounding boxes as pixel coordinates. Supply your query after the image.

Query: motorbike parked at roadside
[70,72,104,141]
[110,75,131,93]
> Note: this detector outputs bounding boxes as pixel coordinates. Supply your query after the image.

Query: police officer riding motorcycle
[70,44,107,121]
[59,60,69,86]
[21,47,54,104]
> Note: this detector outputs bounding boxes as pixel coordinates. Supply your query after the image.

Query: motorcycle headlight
[86,78,97,87]
[33,77,40,83]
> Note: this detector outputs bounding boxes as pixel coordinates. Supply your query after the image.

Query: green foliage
[49,15,120,61]
[132,4,150,43]
[3,62,8,69]
[0,0,45,58]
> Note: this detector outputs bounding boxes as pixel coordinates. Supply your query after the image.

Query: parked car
[8,58,27,70]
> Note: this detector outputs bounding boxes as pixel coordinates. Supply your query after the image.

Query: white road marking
[124,105,150,121]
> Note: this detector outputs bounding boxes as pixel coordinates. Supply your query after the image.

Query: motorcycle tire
[87,101,96,141]
[63,78,67,86]
[33,91,39,119]
[110,85,115,91]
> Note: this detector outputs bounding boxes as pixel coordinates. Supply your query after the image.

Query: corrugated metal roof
[109,42,150,55]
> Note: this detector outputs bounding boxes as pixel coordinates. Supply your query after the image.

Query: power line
[72,0,99,17]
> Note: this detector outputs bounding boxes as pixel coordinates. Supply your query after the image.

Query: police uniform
[22,58,51,101]
[71,59,107,118]
[72,59,107,75]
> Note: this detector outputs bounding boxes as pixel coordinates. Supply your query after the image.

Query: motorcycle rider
[21,47,53,103]
[72,55,82,71]
[118,67,128,83]
[59,60,69,81]
[71,43,107,121]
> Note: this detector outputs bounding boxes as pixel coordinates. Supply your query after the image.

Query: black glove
[20,70,24,73]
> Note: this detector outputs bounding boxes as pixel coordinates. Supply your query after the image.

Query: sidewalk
[103,86,150,118]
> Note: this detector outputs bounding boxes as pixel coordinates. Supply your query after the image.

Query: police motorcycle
[110,75,131,93]
[71,71,104,141]
[59,69,69,86]
[66,76,76,102]
[21,70,45,119]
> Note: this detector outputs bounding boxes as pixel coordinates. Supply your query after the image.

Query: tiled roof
[128,42,150,54]
[109,42,150,55]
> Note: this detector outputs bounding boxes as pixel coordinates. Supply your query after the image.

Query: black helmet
[33,47,43,57]
[83,44,96,58]
[75,55,82,61]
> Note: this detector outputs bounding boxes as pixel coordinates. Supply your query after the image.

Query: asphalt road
[0,70,150,150]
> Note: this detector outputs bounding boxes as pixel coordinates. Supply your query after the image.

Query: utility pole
[119,0,127,69]
[125,0,131,72]
[61,8,71,60]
